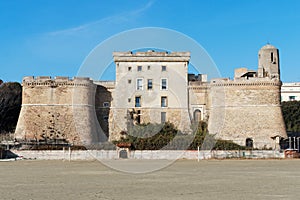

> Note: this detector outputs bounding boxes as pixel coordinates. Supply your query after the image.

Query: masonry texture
[15,44,287,149]
[15,76,103,146]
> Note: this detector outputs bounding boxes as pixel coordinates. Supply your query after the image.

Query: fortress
[15,44,287,149]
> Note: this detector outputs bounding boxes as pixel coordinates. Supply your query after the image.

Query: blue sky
[0,0,299,82]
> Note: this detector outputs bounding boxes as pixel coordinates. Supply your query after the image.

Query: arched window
[246,138,253,148]
[193,109,202,123]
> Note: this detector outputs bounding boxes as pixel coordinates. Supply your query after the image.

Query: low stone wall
[12,149,285,160]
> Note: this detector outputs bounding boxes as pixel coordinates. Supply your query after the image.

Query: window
[162,65,166,71]
[135,96,141,107]
[103,102,110,107]
[128,98,131,103]
[161,96,167,107]
[128,79,131,84]
[289,96,296,101]
[161,78,167,90]
[103,116,109,123]
[271,52,273,62]
[137,78,143,90]
[148,65,151,70]
[128,66,132,71]
[147,79,153,90]
[246,138,253,148]
[161,112,166,123]
[137,66,142,71]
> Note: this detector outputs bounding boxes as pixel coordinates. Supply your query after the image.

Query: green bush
[114,121,244,150]
[282,101,300,133]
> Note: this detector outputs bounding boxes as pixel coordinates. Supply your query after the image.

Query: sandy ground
[0,159,300,200]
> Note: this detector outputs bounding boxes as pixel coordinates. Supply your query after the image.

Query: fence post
[197,146,200,162]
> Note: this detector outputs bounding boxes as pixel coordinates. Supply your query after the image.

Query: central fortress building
[15,44,287,149]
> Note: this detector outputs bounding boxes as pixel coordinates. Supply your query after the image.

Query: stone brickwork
[15,44,288,149]
[15,76,102,146]
[94,81,114,138]
[208,79,286,148]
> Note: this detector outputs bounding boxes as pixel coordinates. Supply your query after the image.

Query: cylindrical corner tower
[15,76,101,146]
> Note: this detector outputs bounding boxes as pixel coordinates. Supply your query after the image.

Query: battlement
[22,76,94,87]
[210,78,281,87]
[113,51,190,62]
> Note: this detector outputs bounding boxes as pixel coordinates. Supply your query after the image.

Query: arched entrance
[193,109,202,123]
[119,149,128,158]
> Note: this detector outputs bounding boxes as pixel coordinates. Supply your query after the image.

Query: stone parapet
[22,76,93,87]
[113,51,190,62]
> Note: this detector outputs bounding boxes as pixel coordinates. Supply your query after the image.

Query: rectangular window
[289,96,296,101]
[147,79,153,90]
[161,96,167,107]
[148,65,151,70]
[161,78,167,90]
[137,66,142,71]
[128,79,131,84]
[137,78,143,90]
[128,98,131,103]
[103,102,110,107]
[135,96,141,107]
[162,65,166,71]
[128,66,132,71]
[161,112,166,123]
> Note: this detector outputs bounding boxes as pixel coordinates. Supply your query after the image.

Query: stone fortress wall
[208,79,286,148]
[14,44,288,149]
[207,44,286,148]
[15,76,102,146]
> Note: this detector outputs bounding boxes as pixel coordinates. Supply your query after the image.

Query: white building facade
[281,82,300,101]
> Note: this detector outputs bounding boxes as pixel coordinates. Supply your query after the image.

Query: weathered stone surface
[14,45,288,149]
[15,77,102,146]
[208,81,286,148]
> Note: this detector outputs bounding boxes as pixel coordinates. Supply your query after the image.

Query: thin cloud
[48,1,154,36]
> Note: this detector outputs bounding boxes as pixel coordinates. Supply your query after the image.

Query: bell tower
[258,44,280,79]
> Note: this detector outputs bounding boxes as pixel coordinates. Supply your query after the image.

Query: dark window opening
[271,52,274,62]
[289,96,296,101]
[161,79,167,90]
[246,138,253,148]
[135,96,141,107]
[147,79,153,90]
[161,96,167,107]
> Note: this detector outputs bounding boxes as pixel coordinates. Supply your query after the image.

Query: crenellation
[21,76,94,87]
[15,45,288,149]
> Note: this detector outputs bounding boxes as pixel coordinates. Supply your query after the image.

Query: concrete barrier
[11,149,285,160]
